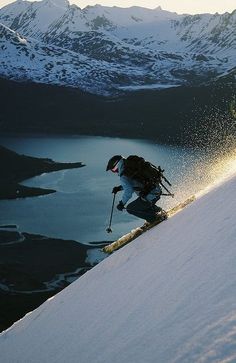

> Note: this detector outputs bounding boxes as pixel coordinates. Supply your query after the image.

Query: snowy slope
[1,22,155,94]
[0,167,236,362]
[0,22,204,94]
[0,0,70,36]
[0,1,235,94]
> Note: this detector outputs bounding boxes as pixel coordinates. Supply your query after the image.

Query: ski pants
[126,197,161,223]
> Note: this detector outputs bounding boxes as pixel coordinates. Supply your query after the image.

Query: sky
[0,0,236,14]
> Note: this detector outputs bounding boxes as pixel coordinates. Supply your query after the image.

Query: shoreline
[0,228,108,332]
[0,145,85,200]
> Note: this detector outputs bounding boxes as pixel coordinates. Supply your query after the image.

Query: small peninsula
[0,145,85,199]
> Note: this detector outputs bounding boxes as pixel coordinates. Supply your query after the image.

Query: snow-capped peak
[0,0,235,95]
[42,0,69,10]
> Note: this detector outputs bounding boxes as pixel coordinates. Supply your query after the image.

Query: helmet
[106,155,122,171]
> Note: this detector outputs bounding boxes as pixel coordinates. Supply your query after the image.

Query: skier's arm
[120,176,134,205]
[112,185,123,194]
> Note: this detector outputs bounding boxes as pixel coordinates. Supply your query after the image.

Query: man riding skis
[106,155,167,224]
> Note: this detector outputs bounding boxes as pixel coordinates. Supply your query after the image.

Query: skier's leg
[153,204,162,212]
[151,198,168,220]
[126,197,157,223]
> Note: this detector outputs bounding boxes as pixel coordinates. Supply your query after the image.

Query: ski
[103,195,195,254]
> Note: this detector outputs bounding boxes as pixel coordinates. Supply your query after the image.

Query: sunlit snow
[0,155,236,363]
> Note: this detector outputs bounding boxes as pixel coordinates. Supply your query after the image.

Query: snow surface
[0,164,236,362]
[118,83,180,91]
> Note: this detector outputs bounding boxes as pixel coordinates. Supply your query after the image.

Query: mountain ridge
[0,1,235,95]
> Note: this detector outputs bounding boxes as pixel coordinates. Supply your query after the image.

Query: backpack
[121,155,162,187]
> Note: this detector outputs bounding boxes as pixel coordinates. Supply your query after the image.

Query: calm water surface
[0,135,207,243]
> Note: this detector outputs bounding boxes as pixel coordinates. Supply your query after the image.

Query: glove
[117,201,125,211]
[112,185,123,194]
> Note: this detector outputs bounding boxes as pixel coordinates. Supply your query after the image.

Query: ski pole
[162,175,172,187]
[160,182,174,198]
[162,193,175,197]
[158,166,172,186]
[106,193,116,233]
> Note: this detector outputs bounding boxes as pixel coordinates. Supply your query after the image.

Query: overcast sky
[0,0,235,14]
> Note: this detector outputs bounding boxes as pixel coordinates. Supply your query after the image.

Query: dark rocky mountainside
[0,75,235,147]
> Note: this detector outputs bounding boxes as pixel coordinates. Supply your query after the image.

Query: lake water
[0,135,214,243]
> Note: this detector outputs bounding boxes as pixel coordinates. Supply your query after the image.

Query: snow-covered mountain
[0,0,236,94]
[0,22,143,94]
[0,153,236,362]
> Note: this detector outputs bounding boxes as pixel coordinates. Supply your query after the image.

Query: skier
[106,155,167,224]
